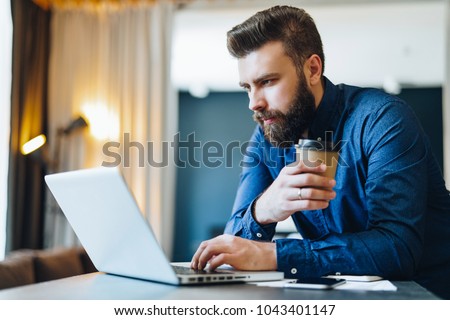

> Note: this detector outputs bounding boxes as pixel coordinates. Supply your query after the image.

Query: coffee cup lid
[295,139,334,151]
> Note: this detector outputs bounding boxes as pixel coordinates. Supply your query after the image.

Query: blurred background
[0,0,449,263]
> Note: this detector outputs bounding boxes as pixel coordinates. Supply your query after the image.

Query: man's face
[238,41,316,147]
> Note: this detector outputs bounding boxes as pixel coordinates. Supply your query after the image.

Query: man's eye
[261,79,273,85]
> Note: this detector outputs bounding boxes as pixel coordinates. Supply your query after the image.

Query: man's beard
[253,80,316,148]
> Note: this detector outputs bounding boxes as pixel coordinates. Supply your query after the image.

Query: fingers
[197,244,223,270]
[285,172,335,190]
[284,162,327,175]
[279,186,336,212]
[281,199,332,212]
[282,163,336,190]
[191,237,231,270]
[208,253,231,271]
[288,186,336,201]
[191,240,209,270]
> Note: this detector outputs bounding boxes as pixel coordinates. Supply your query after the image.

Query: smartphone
[284,277,346,290]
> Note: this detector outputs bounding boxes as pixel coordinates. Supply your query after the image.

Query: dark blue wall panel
[173,91,254,262]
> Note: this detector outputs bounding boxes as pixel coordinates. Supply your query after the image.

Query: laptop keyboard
[172,265,231,275]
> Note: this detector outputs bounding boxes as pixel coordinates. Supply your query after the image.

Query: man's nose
[248,90,267,112]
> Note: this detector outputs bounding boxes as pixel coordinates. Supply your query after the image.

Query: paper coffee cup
[294,139,339,179]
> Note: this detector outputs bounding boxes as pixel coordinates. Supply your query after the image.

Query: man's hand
[254,162,336,224]
[190,234,277,271]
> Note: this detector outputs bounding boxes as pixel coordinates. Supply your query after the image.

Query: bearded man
[191,5,450,299]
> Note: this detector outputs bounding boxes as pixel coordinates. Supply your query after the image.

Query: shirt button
[256,233,262,238]
[291,268,297,275]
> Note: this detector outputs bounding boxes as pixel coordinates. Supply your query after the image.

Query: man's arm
[192,100,431,278]
[223,126,335,240]
[275,99,430,279]
[191,126,336,271]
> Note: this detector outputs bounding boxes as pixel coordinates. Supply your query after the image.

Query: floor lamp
[21,115,88,172]
[21,115,88,248]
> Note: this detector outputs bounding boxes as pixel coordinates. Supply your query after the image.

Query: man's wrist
[250,193,262,222]
[256,241,277,270]
[251,194,274,225]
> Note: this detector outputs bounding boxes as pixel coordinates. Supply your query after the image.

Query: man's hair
[227,5,325,74]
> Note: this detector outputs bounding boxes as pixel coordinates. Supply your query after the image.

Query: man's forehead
[238,41,286,64]
[237,42,294,83]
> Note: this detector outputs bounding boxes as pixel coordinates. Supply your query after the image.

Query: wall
[173,91,253,261]
[172,1,446,92]
[398,88,443,171]
[173,87,443,261]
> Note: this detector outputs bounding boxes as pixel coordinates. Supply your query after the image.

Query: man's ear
[304,54,323,86]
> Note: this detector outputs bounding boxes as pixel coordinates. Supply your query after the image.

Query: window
[0,0,13,260]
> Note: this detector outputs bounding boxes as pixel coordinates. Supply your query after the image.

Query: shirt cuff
[275,238,320,278]
[241,198,276,240]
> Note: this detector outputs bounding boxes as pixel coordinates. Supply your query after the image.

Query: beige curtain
[46,1,177,257]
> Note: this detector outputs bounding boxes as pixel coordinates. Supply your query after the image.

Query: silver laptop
[44,167,284,285]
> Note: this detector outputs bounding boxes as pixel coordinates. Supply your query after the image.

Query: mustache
[253,110,282,122]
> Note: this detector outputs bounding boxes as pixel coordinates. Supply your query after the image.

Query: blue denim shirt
[224,77,450,282]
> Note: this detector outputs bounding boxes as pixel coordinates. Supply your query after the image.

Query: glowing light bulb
[81,101,119,141]
[21,134,46,155]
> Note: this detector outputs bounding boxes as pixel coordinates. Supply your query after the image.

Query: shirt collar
[308,76,342,141]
